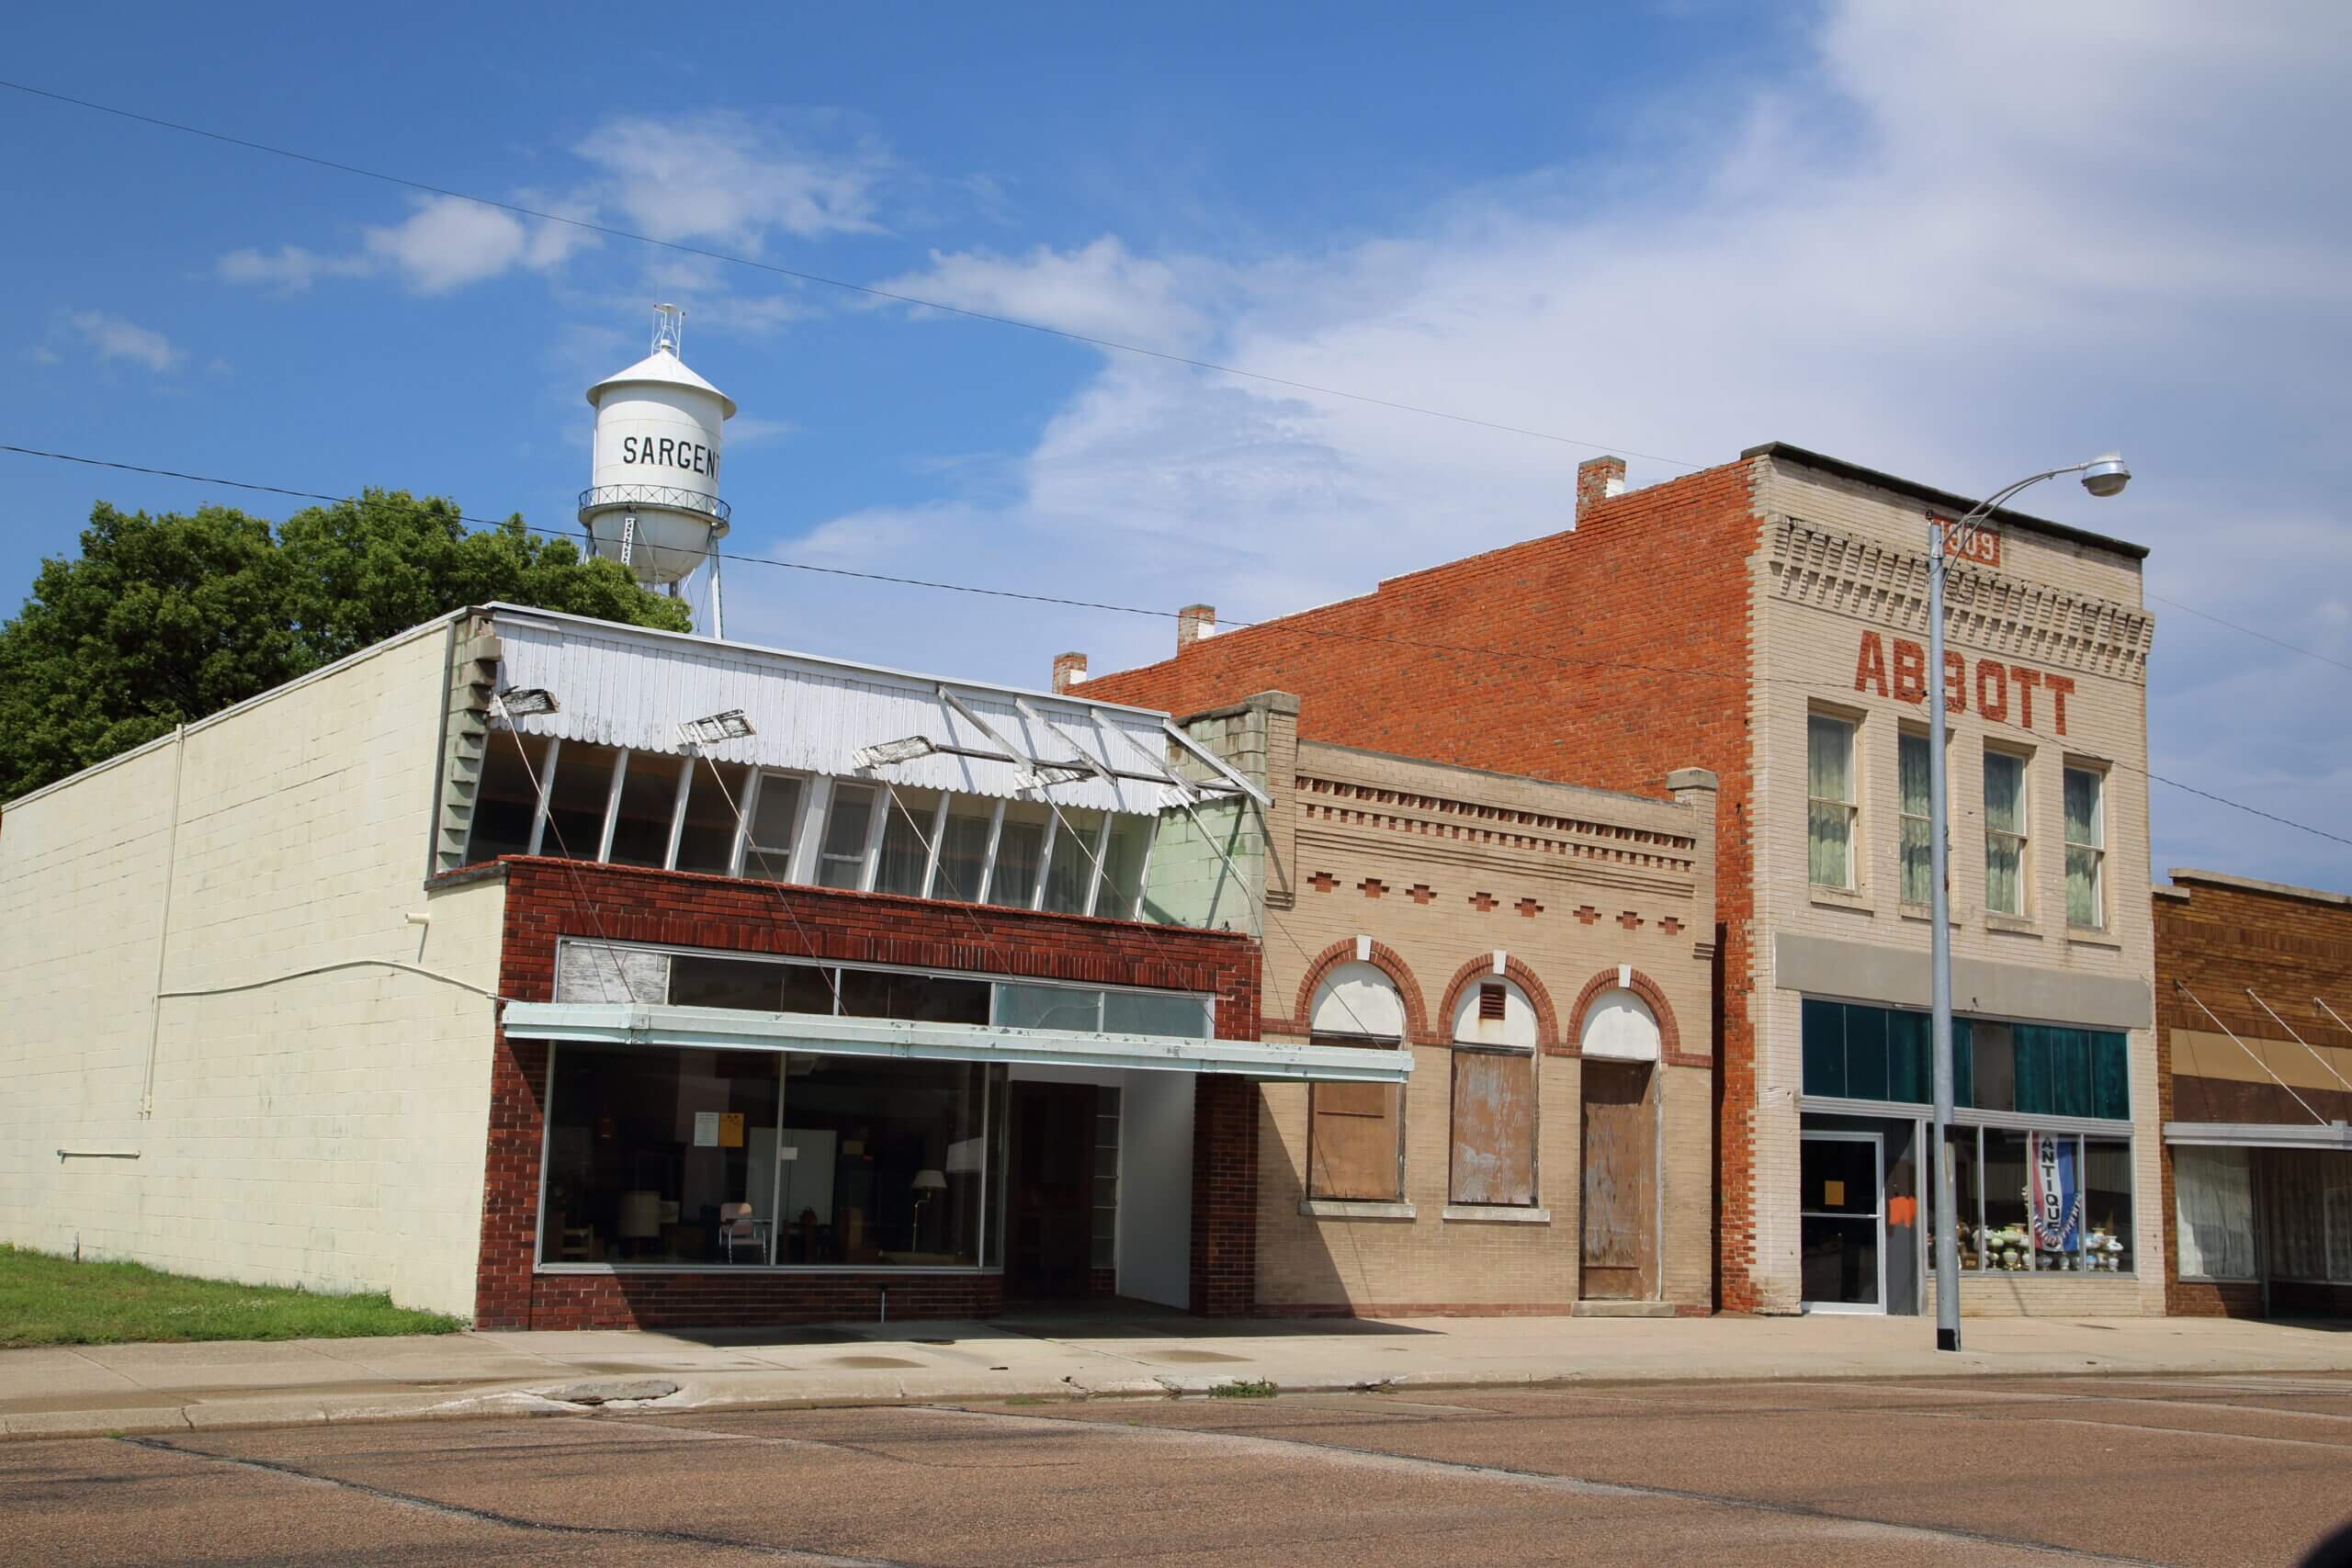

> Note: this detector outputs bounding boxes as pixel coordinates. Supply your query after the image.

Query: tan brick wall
[0,622,503,1315]
[1753,455,2162,1315]
[1247,733,1715,1311]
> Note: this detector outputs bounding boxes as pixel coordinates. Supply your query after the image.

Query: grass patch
[0,1245,466,1348]
[1208,1379,1279,1400]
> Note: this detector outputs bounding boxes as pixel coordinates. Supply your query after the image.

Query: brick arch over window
[1565,967,1687,1062]
[1291,938,1431,1043]
[1436,954,1562,1049]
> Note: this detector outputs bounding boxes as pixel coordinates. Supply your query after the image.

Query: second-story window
[1807,714,1858,890]
[741,773,805,882]
[2064,764,2106,929]
[1984,749,2029,916]
[817,783,877,889]
[1897,731,1933,906]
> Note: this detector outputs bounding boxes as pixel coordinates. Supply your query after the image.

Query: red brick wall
[1084,458,1765,1307]
[1190,1075,1260,1315]
[2154,876,2352,1318]
[474,857,1260,1329]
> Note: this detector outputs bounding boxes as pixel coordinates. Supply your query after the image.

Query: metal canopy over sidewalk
[501,1002,1413,1084]
[2163,1121,2352,1150]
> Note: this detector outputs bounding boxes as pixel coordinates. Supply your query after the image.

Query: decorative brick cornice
[1767,516,2154,684]
[1560,965,1691,1064]
[1294,773,1698,874]
[1435,953,1562,1049]
[1289,936,1430,1044]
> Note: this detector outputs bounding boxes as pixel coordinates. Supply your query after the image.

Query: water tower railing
[578,484,730,525]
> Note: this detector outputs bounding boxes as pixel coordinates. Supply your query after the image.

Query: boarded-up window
[1451,1048,1535,1205]
[1308,1068,1402,1201]
[1306,961,1406,1201]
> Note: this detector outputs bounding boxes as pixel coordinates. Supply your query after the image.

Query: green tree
[0,491,692,799]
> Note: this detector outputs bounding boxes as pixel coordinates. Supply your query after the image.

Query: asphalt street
[6,1372,2352,1566]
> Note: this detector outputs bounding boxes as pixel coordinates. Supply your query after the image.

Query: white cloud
[363,195,592,295]
[756,0,2352,887]
[576,112,886,249]
[216,244,376,291]
[64,310,183,373]
[874,237,1216,348]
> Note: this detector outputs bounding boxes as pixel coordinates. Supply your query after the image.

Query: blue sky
[5,2,2348,888]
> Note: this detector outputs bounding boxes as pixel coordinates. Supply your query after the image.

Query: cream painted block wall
[1745,457,2162,1315]
[0,622,503,1316]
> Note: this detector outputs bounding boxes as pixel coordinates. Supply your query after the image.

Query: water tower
[580,304,737,636]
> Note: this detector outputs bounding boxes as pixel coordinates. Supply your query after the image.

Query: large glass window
[540,1043,784,1266]
[741,773,805,882]
[1802,998,1930,1104]
[1808,715,1857,889]
[1898,730,1933,906]
[2175,1146,2255,1280]
[874,787,941,897]
[933,802,996,902]
[607,752,685,868]
[2064,765,2106,929]
[989,802,1050,908]
[466,731,551,864]
[673,759,752,874]
[542,741,621,861]
[2083,1138,2133,1273]
[836,968,991,1024]
[816,784,876,890]
[2260,1150,2352,1283]
[1040,809,1103,914]
[1984,749,2029,916]
[775,1057,998,1267]
[1099,814,1153,919]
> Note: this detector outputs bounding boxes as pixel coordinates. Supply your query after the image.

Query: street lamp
[1928,454,2129,1353]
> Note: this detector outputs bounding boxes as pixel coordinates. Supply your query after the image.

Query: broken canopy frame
[499,1002,1413,1084]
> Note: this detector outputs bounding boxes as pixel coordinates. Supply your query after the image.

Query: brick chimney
[1576,456,1628,523]
[1051,651,1088,693]
[1177,604,1216,652]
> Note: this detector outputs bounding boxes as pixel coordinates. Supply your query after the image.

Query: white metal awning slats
[489,610,1169,812]
[2163,1121,2352,1151]
[502,1001,1413,1084]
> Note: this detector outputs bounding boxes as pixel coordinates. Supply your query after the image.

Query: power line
[0,77,1698,471]
[6,440,2347,851]
[2143,591,2351,675]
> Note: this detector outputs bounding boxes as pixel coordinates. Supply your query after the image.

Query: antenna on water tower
[580,303,737,638]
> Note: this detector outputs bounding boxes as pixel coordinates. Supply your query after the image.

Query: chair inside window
[718,1202,769,1264]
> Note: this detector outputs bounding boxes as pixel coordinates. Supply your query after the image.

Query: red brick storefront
[469,857,1261,1329]
[1081,456,1769,1307]
[2155,871,2352,1320]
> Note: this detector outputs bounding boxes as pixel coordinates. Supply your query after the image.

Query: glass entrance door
[1800,1131,1884,1313]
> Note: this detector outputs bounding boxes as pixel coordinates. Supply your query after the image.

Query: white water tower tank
[580,304,736,601]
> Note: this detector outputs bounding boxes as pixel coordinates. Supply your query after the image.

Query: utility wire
[6,440,2347,851]
[0,77,1695,469]
[2143,592,2351,675]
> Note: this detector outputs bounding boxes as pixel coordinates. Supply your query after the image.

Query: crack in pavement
[920,1404,2173,1566]
[117,1434,918,1565]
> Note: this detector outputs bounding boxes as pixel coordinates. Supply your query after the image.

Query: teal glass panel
[1802,998,1847,1098]
[1887,1010,1928,1103]
[1953,1018,1974,1109]
[1845,1004,1889,1101]
[2092,1032,2130,1120]
[2012,1025,2054,1116]
[2051,1029,2091,1117]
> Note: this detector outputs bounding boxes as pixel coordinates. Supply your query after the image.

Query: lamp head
[2080,454,2130,498]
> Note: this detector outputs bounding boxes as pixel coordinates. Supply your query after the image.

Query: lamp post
[1928,454,2129,1352]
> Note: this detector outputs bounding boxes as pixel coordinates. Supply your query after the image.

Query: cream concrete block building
[0,620,504,1315]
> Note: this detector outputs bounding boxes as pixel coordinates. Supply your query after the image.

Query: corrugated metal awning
[488,606,1177,813]
[2164,1121,2352,1151]
[502,1002,1413,1084]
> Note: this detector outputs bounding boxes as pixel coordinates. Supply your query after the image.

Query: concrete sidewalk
[5,1310,2346,1440]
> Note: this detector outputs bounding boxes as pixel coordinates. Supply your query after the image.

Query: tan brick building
[2156,870,2352,1319]
[1142,692,1717,1314]
[1080,442,2164,1317]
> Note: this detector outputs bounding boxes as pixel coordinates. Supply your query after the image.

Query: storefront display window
[537,1043,1005,1269]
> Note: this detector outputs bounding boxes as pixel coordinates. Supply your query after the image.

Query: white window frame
[1897,728,1933,907]
[1983,746,2030,917]
[813,780,880,891]
[2063,761,2107,931]
[732,768,811,880]
[1807,711,1860,891]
